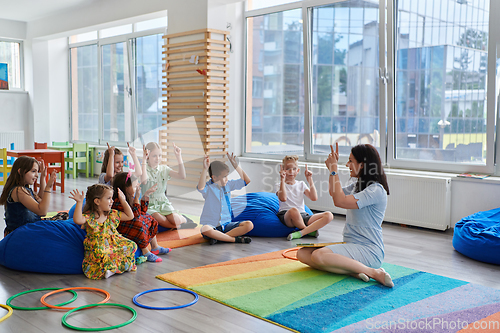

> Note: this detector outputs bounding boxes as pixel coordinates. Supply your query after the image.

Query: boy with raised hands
[197,153,254,245]
[276,155,333,240]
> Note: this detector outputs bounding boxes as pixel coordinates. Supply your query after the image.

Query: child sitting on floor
[140,142,196,229]
[0,156,57,237]
[197,153,253,245]
[276,155,333,241]
[70,184,137,279]
[112,171,171,263]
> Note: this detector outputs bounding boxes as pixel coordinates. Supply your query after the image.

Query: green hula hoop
[62,303,137,331]
[6,288,78,311]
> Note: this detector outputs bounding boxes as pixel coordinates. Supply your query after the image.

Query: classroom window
[0,40,22,90]
[245,0,496,174]
[70,20,165,145]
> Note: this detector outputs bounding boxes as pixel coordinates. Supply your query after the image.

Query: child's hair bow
[125,170,132,183]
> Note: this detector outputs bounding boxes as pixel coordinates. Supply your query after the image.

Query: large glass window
[394,0,489,165]
[0,40,22,90]
[246,8,304,155]
[311,1,380,156]
[245,0,496,173]
[102,42,131,142]
[134,34,164,139]
[70,23,165,144]
[70,45,99,142]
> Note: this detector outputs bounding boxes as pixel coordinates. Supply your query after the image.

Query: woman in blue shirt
[297,143,394,287]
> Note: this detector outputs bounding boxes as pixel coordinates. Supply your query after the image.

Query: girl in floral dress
[70,184,137,280]
[112,171,171,262]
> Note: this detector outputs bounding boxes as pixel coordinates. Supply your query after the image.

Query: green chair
[52,141,70,168]
[65,143,89,178]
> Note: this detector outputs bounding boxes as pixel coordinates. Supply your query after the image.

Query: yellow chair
[65,143,89,178]
[1,148,13,186]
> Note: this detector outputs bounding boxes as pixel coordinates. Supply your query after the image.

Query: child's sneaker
[234,236,252,244]
[307,230,319,238]
[287,231,302,241]
[207,237,218,245]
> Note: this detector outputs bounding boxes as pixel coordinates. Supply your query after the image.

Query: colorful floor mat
[157,250,500,333]
[155,215,206,249]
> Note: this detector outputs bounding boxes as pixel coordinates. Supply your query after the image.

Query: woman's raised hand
[69,189,85,203]
[325,142,339,172]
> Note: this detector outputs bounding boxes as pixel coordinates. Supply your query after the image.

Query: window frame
[243,0,499,175]
[0,38,24,91]
[69,26,165,146]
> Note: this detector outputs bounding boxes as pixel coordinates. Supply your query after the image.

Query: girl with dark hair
[297,143,394,288]
[112,171,170,262]
[0,156,56,236]
[70,184,137,279]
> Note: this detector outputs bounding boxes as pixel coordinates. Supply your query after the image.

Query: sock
[151,247,171,255]
[287,231,302,241]
[208,238,218,245]
[146,252,162,262]
[135,256,147,265]
[234,236,252,244]
[307,230,319,238]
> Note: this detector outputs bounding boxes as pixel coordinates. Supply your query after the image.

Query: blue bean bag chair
[0,219,86,274]
[453,207,500,265]
[0,213,142,274]
[231,192,313,237]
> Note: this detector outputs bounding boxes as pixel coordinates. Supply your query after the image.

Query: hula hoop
[0,304,13,323]
[282,247,300,260]
[133,288,199,310]
[40,287,110,310]
[62,303,137,331]
[7,288,78,311]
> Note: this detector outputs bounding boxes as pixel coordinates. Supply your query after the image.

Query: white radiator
[0,131,24,150]
[384,173,451,230]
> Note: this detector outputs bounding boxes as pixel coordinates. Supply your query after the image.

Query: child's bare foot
[371,268,394,287]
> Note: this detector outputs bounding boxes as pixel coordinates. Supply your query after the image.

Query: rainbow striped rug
[157,250,500,333]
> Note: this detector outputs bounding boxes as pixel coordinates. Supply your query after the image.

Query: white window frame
[0,38,24,91]
[243,0,499,175]
[69,26,165,146]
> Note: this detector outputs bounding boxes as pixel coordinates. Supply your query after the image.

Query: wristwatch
[330,171,337,176]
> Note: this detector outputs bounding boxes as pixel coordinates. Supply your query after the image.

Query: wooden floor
[0,176,499,332]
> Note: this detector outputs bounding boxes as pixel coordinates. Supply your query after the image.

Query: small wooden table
[7,149,65,193]
[48,144,95,178]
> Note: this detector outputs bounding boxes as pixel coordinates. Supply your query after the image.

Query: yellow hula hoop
[0,304,13,323]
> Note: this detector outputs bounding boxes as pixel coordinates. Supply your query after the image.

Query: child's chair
[65,143,90,178]
[34,142,48,149]
[0,148,13,186]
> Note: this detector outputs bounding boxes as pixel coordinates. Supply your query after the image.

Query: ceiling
[0,0,94,22]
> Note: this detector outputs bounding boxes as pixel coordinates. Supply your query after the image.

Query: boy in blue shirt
[197,153,253,245]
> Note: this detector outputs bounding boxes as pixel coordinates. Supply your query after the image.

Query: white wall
[0,18,26,39]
